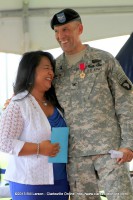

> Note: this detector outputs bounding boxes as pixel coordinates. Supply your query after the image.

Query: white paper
[109,150,123,158]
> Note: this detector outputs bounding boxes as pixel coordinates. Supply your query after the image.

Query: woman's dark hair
[14,50,64,113]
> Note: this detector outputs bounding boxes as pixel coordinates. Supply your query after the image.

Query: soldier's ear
[78,23,83,35]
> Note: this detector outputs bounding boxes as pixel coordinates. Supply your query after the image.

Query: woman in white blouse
[0,51,70,200]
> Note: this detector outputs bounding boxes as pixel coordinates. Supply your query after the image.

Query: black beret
[50,8,82,29]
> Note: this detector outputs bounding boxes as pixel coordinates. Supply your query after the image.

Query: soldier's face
[54,21,83,55]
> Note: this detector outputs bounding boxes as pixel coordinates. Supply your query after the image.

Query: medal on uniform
[79,63,86,79]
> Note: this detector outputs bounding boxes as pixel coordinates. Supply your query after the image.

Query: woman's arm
[19,140,59,157]
[0,101,24,155]
[0,101,59,157]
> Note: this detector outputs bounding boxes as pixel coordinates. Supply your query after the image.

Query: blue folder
[48,127,69,163]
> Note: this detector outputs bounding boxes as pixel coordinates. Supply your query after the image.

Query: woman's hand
[40,140,60,157]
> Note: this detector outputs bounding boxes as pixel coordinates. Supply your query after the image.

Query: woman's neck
[30,89,46,101]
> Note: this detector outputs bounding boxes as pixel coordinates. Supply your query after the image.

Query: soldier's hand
[2,94,14,110]
[40,140,60,157]
[3,98,11,110]
[117,148,133,164]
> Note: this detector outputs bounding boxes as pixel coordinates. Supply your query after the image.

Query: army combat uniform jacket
[54,45,133,157]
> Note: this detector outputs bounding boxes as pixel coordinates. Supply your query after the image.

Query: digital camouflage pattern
[54,45,133,200]
[67,155,133,200]
[54,45,133,157]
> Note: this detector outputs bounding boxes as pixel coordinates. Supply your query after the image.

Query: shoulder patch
[121,80,132,90]
[115,69,132,90]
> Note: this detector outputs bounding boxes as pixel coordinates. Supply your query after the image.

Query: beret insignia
[57,12,66,23]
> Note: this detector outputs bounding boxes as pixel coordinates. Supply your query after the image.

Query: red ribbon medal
[79,63,86,79]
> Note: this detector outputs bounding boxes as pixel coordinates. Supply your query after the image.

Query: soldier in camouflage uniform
[50,8,133,200]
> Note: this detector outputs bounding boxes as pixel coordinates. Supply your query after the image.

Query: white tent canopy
[0,0,133,54]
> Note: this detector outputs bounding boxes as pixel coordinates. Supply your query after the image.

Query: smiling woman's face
[33,56,54,92]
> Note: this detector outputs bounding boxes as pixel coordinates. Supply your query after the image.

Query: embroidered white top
[0,91,54,185]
